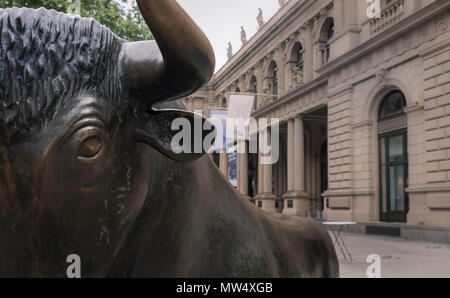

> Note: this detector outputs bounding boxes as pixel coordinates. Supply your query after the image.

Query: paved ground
[332,232,450,278]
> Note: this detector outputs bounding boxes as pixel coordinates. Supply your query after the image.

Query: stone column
[283,115,310,216]
[263,128,273,194]
[306,129,311,194]
[263,158,272,194]
[334,0,360,55]
[344,0,358,28]
[305,129,312,217]
[219,149,228,178]
[287,119,295,191]
[311,155,317,217]
[237,148,241,191]
[277,55,286,96]
[333,0,345,35]
[241,152,249,196]
[257,151,264,195]
[302,23,314,82]
[294,116,305,192]
[238,140,250,199]
[256,127,277,213]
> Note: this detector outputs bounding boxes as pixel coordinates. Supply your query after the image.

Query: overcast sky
[177,0,280,73]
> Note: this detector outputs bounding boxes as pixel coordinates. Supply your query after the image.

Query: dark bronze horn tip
[125,0,215,104]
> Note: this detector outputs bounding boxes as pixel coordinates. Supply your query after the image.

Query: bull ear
[134,109,216,162]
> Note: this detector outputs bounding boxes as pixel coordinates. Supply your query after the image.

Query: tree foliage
[0,0,153,41]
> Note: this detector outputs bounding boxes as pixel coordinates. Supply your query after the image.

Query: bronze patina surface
[0,0,338,277]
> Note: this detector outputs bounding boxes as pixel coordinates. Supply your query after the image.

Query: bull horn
[123,0,216,108]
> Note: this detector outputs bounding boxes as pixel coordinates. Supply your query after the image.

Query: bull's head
[0,0,215,277]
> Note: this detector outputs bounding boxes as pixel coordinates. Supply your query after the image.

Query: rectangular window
[388,135,403,162]
[272,75,278,96]
[287,200,293,208]
[389,165,405,212]
[381,165,387,213]
[296,60,304,72]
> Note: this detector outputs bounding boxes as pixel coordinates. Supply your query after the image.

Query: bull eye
[77,135,104,159]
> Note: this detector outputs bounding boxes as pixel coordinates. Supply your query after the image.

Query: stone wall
[182,0,450,227]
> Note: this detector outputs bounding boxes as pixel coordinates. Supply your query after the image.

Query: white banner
[228,94,255,120]
[227,94,255,141]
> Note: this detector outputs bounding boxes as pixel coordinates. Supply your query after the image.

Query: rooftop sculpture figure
[0,0,338,277]
[227,42,233,60]
[241,26,247,45]
[257,8,265,29]
[279,0,289,8]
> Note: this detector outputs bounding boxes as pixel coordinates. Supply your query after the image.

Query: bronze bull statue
[0,0,338,277]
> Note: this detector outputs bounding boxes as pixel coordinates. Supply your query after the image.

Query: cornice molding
[323,190,375,198]
[404,103,424,114]
[252,76,327,118]
[213,0,331,88]
[327,84,354,99]
[406,185,450,194]
[316,0,450,77]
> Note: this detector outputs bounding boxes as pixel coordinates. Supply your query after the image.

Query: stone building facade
[182,0,450,228]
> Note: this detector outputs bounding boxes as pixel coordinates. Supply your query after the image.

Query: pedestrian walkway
[333,232,450,278]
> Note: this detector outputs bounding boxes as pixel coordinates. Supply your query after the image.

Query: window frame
[377,90,409,223]
[378,90,407,121]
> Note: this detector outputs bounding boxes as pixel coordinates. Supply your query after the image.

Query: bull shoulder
[192,157,339,278]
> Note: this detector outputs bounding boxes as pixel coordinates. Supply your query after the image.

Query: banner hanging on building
[227,94,255,141]
[227,145,237,188]
[208,109,228,152]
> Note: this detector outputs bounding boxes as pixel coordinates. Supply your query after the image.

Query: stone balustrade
[370,0,405,35]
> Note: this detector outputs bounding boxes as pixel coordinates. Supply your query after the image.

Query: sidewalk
[333,232,450,278]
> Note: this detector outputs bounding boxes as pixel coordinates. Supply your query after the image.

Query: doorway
[319,141,328,216]
[379,131,408,222]
[377,90,409,223]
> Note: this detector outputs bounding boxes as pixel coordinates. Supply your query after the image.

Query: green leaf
[0,0,153,41]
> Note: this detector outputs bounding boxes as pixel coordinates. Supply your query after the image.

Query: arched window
[383,0,393,8]
[291,42,304,72]
[289,42,304,88]
[325,21,334,64]
[378,90,406,120]
[249,75,257,92]
[235,87,241,93]
[268,61,278,98]
[221,97,227,108]
[249,75,258,110]
[272,69,278,96]
[319,18,334,66]
[377,90,408,223]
